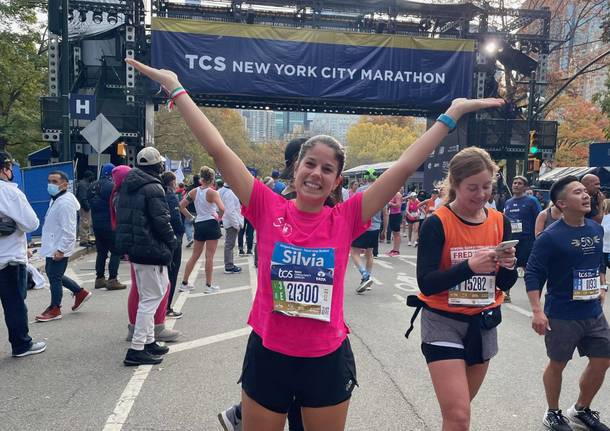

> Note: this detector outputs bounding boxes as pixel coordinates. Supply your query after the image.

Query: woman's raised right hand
[125,58,181,93]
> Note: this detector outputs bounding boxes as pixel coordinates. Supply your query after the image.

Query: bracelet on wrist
[436,113,457,132]
[601,284,608,292]
[166,87,188,111]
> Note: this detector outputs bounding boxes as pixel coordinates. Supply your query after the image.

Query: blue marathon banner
[151,18,474,108]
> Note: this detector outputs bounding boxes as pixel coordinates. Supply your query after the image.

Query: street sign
[80,113,120,154]
[70,94,96,120]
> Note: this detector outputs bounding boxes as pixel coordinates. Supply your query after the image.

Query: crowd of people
[0,56,608,431]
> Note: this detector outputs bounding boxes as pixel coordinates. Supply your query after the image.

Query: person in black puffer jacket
[116,147,176,367]
[89,163,126,291]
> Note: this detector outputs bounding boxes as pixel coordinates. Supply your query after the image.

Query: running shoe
[407,241,412,246]
[204,284,220,294]
[356,276,373,294]
[186,240,194,248]
[179,283,194,292]
[13,341,47,358]
[543,409,572,431]
[414,241,418,247]
[567,405,610,431]
[224,266,242,274]
[504,291,512,303]
[387,250,400,257]
[166,308,183,319]
[72,289,92,311]
[517,267,525,278]
[218,404,242,431]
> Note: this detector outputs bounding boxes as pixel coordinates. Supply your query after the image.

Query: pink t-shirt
[389,193,402,214]
[243,179,369,357]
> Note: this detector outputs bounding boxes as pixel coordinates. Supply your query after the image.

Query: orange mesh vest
[418,205,505,315]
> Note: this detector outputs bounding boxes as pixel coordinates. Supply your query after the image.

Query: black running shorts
[351,230,379,249]
[239,331,358,414]
[194,219,221,242]
[389,213,402,232]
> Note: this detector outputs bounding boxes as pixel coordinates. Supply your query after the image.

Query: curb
[30,245,96,271]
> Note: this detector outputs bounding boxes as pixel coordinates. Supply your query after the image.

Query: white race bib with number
[270,242,334,322]
[448,247,496,307]
[572,269,600,301]
[510,220,522,234]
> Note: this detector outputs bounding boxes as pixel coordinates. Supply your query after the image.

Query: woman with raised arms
[126,57,504,431]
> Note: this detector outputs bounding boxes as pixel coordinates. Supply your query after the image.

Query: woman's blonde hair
[603,198,610,215]
[441,147,498,204]
[199,166,215,184]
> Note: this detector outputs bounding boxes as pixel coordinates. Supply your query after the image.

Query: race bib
[510,220,523,234]
[448,246,496,307]
[572,269,600,301]
[270,242,334,322]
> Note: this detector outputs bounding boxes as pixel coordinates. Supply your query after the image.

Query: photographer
[0,152,46,357]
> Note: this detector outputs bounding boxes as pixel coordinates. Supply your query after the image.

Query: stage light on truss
[92,9,103,24]
[484,40,500,56]
[78,9,87,22]
[107,10,118,24]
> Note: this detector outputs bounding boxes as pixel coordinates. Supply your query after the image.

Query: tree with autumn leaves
[344,116,424,169]
[545,93,609,167]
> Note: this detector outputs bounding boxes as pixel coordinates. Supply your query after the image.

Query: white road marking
[394,294,406,302]
[248,256,257,300]
[374,259,394,269]
[504,303,533,318]
[187,285,251,298]
[168,327,251,355]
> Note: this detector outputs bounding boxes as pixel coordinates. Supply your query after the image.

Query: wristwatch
[601,284,609,292]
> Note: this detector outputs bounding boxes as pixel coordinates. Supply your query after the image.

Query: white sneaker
[179,283,194,292]
[517,267,525,278]
[204,284,220,294]
[407,241,412,246]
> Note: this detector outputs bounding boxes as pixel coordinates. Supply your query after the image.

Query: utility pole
[60,0,71,162]
[523,71,536,176]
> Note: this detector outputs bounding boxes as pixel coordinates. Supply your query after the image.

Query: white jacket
[0,181,39,268]
[40,191,80,258]
[219,186,243,230]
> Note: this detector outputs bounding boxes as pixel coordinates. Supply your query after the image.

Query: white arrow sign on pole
[80,113,121,175]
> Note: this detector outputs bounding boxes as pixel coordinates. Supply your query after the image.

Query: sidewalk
[28,242,95,271]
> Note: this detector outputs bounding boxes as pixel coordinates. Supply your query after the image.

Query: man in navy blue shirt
[504,176,541,285]
[525,176,610,431]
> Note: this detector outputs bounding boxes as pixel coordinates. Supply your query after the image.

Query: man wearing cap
[0,152,47,357]
[271,169,285,194]
[116,147,176,366]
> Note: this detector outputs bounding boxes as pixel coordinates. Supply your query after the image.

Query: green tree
[0,1,47,163]
[344,117,421,168]
[155,107,251,177]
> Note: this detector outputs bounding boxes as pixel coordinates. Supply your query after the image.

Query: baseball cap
[280,137,309,180]
[136,147,165,166]
[0,151,13,167]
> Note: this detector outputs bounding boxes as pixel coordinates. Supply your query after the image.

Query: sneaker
[224,266,242,274]
[245,250,253,255]
[407,241,412,246]
[218,404,242,431]
[567,405,610,431]
[79,240,90,247]
[123,348,163,366]
[145,342,169,356]
[186,239,194,248]
[204,284,220,294]
[179,282,194,292]
[155,324,181,342]
[94,277,107,289]
[543,410,573,431]
[356,276,373,294]
[13,341,47,357]
[107,279,127,290]
[517,267,525,278]
[414,241,418,247]
[238,249,245,255]
[166,308,183,319]
[387,250,400,257]
[72,289,92,311]
[36,306,62,322]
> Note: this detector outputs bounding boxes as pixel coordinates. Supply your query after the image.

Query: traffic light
[529,130,539,155]
[117,142,127,157]
[527,158,541,173]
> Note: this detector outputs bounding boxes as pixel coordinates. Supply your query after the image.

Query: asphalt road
[1,238,608,430]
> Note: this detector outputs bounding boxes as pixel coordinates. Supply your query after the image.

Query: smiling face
[294,142,343,211]
[454,169,494,213]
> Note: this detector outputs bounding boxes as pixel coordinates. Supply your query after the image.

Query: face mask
[47,183,60,196]
[2,168,13,182]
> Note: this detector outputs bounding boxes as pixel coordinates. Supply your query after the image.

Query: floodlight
[107,11,118,24]
[92,9,103,24]
[484,40,499,56]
